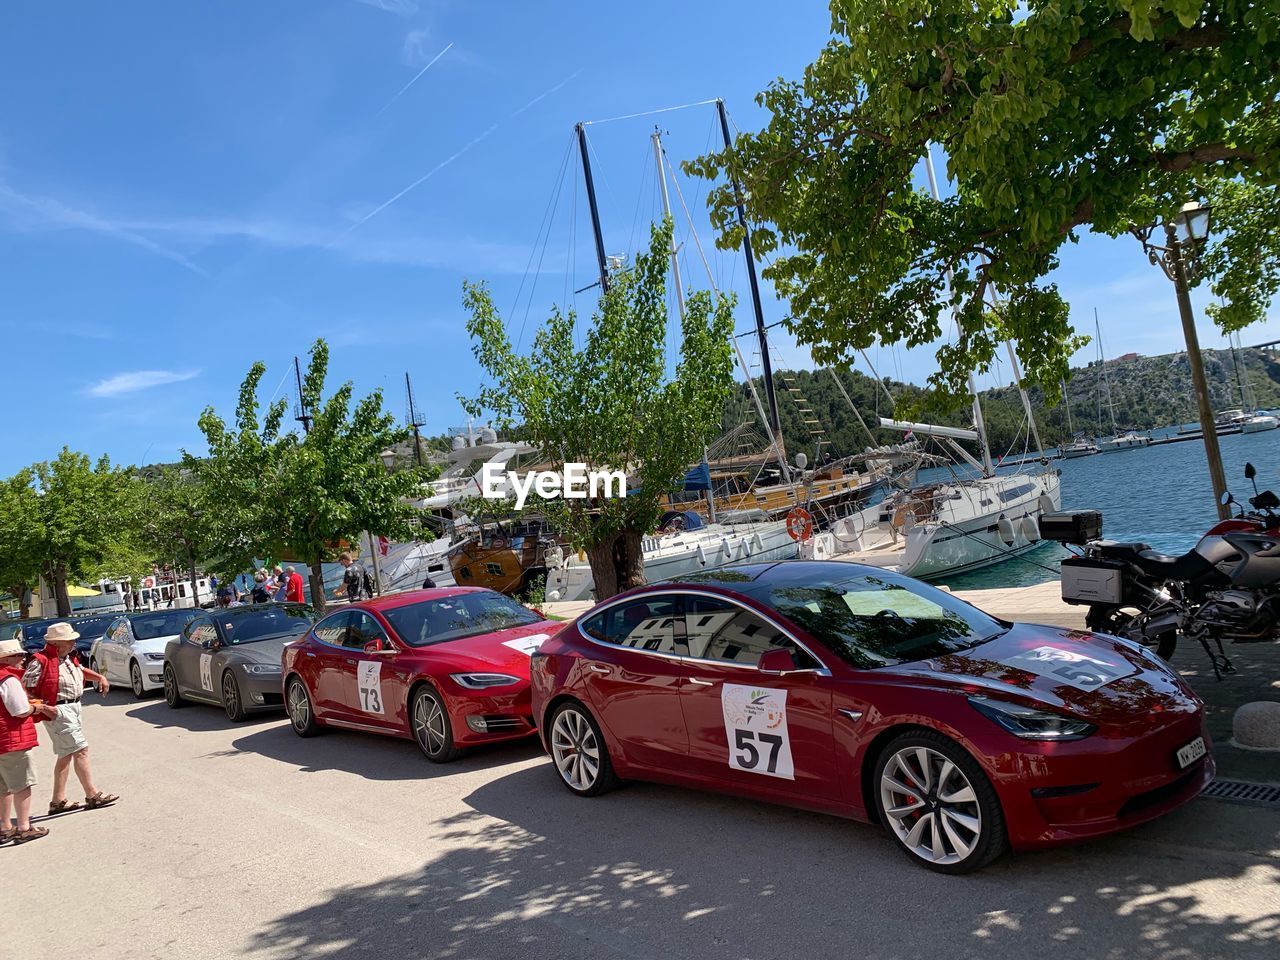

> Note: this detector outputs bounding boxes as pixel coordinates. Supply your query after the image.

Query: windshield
[383,592,542,647]
[69,615,116,640]
[22,621,58,643]
[759,569,1004,669]
[219,605,316,645]
[129,611,198,641]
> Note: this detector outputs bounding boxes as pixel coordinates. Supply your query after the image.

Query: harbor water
[934,426,1280,590]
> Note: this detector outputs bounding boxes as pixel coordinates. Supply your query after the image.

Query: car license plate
[1176,736,1206,769]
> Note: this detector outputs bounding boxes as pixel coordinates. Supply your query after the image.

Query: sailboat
[1058,377,1099,458]
[1094,313,1151,452]
[1226,332,1279,433]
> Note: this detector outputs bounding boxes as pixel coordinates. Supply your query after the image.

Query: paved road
[9,691,1279,960]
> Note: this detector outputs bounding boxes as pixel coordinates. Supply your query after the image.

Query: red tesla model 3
[530,561,1213,872]
[282,587,559,761]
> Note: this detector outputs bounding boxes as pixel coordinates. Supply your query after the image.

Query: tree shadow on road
[243,765,1280,960]
[225,723,545,782]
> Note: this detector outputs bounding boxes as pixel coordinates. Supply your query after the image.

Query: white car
[91,609,200,699]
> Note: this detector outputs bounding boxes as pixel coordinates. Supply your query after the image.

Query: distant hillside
[726,347,1280,462]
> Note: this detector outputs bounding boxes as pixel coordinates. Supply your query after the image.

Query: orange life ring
[786,506,814,542]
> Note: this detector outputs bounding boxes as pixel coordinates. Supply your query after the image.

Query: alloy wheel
[551,706,601,792]
[879,745,983,866]
[130,662,144,698]
[222,673,241,720]
[287,680,311,732]
[163,665,180,707]
[413,692,449,756]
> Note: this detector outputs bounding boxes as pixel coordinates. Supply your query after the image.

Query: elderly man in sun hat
[0,637,58,843]
[23,621,118,815]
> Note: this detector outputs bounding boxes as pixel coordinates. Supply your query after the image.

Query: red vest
[27,650,62,721]
[0,665,38,754]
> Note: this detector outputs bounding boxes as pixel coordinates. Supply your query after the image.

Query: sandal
[48,799,82,815]
[85,792,119,810]
[0,826,15,843]
[13,826,49,844]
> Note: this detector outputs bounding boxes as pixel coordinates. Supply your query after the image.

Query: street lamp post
[1132,202,1229,520]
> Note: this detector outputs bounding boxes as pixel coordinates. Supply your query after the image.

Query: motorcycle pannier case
[1060,556,1125,605]
[1038,509,1103,545]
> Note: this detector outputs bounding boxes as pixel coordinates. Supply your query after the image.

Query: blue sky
[2,1,1276,475]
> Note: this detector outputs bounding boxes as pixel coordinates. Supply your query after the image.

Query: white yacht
[1097,431,1151,452]
[1060,438,1099,459]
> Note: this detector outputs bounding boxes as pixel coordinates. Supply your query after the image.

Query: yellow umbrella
[64,584,100,598]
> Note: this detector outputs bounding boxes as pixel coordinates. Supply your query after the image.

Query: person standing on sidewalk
[336,552,371,603]
[284,566,306,604]
[0,638,57,843]
[23,622,118,815]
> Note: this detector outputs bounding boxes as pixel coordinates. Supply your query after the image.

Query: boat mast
[716,99,785,471]
[405,372,424,466]
[923,147,994,477]
[576,122,610,294]
[1096,310,1119,433]
[653,127,717,523]
[1062,379,1075,436]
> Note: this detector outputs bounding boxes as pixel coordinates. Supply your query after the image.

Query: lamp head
[1175,200,1211,245]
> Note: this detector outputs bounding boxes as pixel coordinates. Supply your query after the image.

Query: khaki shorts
[48,702,88,758]
[0,748,37,795]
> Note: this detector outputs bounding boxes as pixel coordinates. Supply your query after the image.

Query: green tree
[0,469,43,618]
[128,467,217,607]
[462,218,736,599]
[687,0,1280,406]
[194,340,431,612]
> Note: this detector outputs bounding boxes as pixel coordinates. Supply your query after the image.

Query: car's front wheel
[549,701,618,797]
[286,677,319,738]
[222,671,246,723]
[129,661,147,700]
[410,685,462,763]
[163,664,185,709]
[874,730,1006,874]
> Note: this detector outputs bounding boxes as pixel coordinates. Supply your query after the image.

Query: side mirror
[363,638,396,656]
[1246,462,1257,480]
[1220,490,1234,507]
[757,648,798,674]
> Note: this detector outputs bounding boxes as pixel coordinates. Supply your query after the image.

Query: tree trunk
[309,551,328,614]
[53,562,71,617]
[584,528,646,601]
[187,549,201,608]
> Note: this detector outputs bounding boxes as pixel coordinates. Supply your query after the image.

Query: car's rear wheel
[411,686,462,763]
[130,661,146,700]
[549,701,618,797]
[286,677,319,738]
[163,664,185,709]
[222,671,246,723]
[874,730,1006,874]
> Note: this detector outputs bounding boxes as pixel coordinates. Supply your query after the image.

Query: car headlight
[450,673,520,689]
[144,652,165,662]
[243,664,282,675]
[968,696,1094,741]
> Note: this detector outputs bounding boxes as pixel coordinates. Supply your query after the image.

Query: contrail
[331,70,582,243]
[377,41,453,116]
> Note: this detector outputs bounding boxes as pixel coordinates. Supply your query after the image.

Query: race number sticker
[502,633,551,656]
[721,683,794,780]
[1003,645,1136,691]
[356,660,384,715]
[199,654,213,692]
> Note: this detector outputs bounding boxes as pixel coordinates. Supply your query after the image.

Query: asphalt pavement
[6,684,1278,960]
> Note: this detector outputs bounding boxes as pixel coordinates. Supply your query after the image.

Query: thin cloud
[355,0,418,15]
[378,41,453,115]
[0,180,207,276]
[336,70,582,241]
[87,369,200,398]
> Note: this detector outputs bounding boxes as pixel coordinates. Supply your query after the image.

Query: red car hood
[878,623,1199,729]
[414,620,565,673]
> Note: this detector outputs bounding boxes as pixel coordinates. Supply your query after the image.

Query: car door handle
[687,677,715,687]
[304,652,316,658]
[586,664,610,675]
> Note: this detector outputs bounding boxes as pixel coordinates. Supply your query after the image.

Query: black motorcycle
[1041,463,1280,677]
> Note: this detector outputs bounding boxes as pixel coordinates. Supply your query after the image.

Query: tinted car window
[217,605,316,645]
[761,569,1003,669]
[684,596,817,667]
[189,621,218,646]
[69,615,116,640]
[129,610,198,641]
[312,611,352,647]
[382,592,542,647]
[348,612,389,650]
[581,599,679,655]
[0,622,21,642]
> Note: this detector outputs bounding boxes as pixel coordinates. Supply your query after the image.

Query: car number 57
[721,683,795,780]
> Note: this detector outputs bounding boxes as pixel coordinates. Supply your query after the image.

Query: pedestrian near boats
[22,622,118,816]
[1,638,57,844]
[337,551,372,602]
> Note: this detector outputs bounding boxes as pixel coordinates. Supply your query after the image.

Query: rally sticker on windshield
[1003,645,1135,691]
[199,653,213,693]
[502,633,551,656]
[721,683,794,780]
[357,661,384,714]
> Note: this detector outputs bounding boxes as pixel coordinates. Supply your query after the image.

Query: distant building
[1116,352,1140,362]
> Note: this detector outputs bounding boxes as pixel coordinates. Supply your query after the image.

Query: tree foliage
[192,339,431,611]
[0,469,43,617]
[462,218,737,599]
[687,0,1280,406]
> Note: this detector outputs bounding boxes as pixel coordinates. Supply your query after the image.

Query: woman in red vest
[0,638,57,843]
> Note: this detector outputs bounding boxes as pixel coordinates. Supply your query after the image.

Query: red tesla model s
[282,587,560,761]
[531,561,1213,872]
